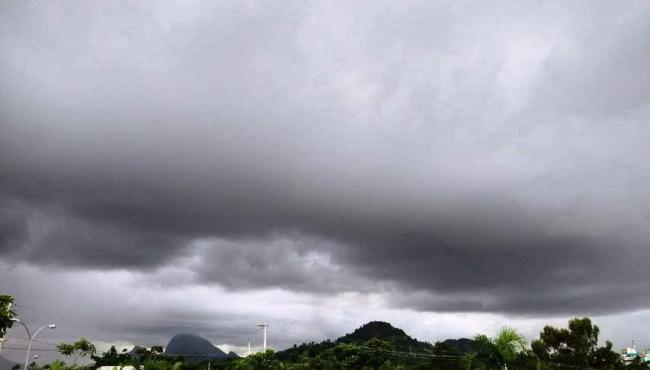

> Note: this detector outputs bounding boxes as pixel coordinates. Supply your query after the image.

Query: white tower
[247,340,251,356]
[257,323,268,351]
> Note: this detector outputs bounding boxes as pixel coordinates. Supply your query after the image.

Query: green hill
[336,321,432,352]
[276,321,469,369]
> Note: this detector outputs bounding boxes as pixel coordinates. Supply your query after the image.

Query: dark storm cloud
[0,200,187,268]
[2,0,650,316]
[0,198,29,254]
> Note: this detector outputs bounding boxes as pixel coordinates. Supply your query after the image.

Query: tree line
[1,294,646,370]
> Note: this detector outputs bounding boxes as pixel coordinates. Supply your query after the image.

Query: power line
[542,361,599,370]
[2,343,607,370]
[162,353,234,358]
[339,343,464,360]
[4,334,59,347]
[0,346,60,352]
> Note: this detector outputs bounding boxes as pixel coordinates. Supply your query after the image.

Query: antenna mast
[256,323,268,351]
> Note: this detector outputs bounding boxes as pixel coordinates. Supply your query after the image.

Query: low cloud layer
[3,263,650,366]
[2,0,650,343]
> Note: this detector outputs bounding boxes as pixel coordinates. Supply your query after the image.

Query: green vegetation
[462,327,531,370]
[0,294,16,339]
[37,319,626,370]
[1,295,637,370]
[90,345,132,367]
[531,318,623,370]
[57,338,97,366]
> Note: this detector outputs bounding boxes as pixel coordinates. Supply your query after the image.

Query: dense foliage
[531,318,624,370]
[462,327,531,370]
[0,294,16,339]
[57,338,97,366]
[67,319,627,370]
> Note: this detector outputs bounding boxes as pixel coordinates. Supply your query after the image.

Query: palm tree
[463,327,528,370]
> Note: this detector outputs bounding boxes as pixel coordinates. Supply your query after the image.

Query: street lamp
[11,319,56,370]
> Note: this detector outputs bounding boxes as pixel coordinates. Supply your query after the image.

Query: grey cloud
[0,198,29,254]
[2,0,650,317]
[0,263,347,360]
[185,236,367,293]
[0,201,188,269]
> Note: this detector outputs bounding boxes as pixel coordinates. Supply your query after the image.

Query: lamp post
[11,319,56,370]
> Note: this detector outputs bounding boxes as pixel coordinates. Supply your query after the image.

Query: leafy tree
[57,343,76,357]
[141,358,184,370]
[49,359,75,370]
[57,338,97,366]
[378,360,407,370]
[233,350,283,370]
[508,349,541,370]
[592,341,622,369]
[463,327,528,370]
[0,295,16,339]
[625,357,650,370]
[531,317,622,370]
[27,359,85,370]
[91,345,134,367]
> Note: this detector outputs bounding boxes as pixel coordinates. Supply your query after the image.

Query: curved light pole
[11,319,56,370]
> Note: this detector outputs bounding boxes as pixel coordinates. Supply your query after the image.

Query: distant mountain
[129,345,149,355]
[0,354,18,370]
[439,338,475,353]
[164,334,229,362]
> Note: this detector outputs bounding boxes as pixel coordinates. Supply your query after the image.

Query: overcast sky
[2,0,650,364]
